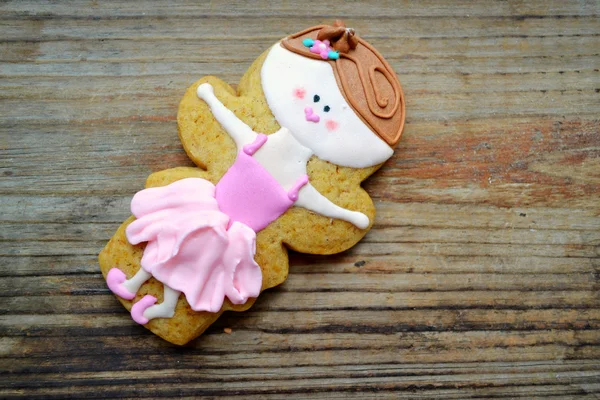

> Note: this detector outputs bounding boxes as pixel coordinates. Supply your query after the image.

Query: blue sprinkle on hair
[302,38,315,48]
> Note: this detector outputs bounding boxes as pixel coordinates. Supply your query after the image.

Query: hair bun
[317,20,359,54]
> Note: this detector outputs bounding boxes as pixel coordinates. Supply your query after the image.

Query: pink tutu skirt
[125,178,263,313]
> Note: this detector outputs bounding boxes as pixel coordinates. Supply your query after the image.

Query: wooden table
[2,1,599,398]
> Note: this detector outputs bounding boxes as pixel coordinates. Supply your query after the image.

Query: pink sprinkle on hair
[325,120,339,131]
[293,87,306,99]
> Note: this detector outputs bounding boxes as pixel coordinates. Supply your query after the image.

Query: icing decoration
[304,106,320,123]
[106,268,136,300]
[122,268,151,295]
[116,177,263,314]
[287,174,309,202]
[281,20,405,146]
[196,84,369,228]
[250,127,313,190]
[131,295,156,325]
[143,285,180,321]
[302,38,314,48]
[261,42,394,168]
[293,87,306,99]
[325,120,338,132]
[317,22,359,53]
[243,133,267,155]
[304,38,339,60]
[215,134,308,232]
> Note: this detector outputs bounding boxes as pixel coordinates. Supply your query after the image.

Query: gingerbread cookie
[99,20,405,345]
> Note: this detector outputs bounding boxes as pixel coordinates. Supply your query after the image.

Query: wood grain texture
[1,0,599,398]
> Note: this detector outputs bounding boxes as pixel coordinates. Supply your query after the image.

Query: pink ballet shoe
[106,268,136,300]
[131,295,157,325]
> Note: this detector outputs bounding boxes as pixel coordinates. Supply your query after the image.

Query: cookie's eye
[323,105,330,112]
[313,94,320,103]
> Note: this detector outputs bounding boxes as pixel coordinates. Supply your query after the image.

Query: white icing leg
[122,268,152,294]
[143,285,181,321]
[196,83,256,148]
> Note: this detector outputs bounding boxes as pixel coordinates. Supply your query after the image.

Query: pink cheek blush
[293,87,306,99]
[325,119,339,132]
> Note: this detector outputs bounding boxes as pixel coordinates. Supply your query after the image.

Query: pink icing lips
[304,106,320,123]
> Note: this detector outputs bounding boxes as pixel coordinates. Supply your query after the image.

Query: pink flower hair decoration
[302,38,340,60]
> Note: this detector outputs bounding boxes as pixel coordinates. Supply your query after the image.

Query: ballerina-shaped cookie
[99,21,405,345]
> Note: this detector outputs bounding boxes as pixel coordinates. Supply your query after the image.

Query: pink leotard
[216,134,309,232]
[123,134,308,313]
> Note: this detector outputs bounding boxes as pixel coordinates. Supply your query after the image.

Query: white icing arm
[196,83,256,149]
[294,183,370,229]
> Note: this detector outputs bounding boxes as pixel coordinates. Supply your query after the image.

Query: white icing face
[260,43,394,169]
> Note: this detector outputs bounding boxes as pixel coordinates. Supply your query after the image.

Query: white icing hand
[196,83,215,100]
[351,211,370,230]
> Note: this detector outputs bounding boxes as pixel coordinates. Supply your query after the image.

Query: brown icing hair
[282,20,405,147]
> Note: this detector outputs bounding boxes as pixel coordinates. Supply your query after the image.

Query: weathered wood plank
[3,289,599,316]
[1,340,599,372]
[2,16,600,43]
[1,389,598,400]
[1,0,598,18]
[2,34,599,63]
[3,333,600,363]
[1,369,599,398]
[3,308,599,337]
